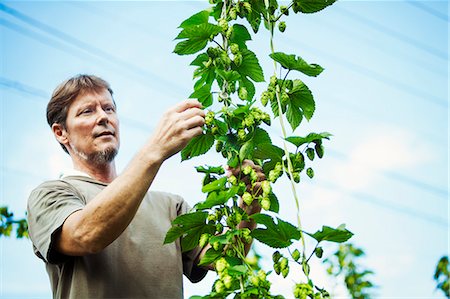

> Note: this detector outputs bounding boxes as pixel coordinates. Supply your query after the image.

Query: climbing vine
[164,0,354,298]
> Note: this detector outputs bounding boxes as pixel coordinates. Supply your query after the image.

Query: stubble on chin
[72,145,118,165]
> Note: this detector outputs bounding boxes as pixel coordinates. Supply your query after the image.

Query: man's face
[61,89,120,164]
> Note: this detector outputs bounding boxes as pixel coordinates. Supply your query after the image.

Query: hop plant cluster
[164,0,356,298]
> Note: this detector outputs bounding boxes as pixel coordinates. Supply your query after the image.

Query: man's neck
[72,159,117,183]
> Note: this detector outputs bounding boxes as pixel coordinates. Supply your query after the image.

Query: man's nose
[96,109,109,125]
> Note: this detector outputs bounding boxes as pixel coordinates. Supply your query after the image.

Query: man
[27,74,261,299]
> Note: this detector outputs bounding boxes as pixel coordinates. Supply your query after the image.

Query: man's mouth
[94,131,115,138]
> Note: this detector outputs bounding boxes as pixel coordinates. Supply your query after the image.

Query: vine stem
[264,0,308,278]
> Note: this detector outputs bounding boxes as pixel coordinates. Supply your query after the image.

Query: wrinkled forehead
[69,88,116,110]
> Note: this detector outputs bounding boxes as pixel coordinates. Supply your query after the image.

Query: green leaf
[190,53,209,67]
[230,24,252,49]
[240,77,255,100]
[286,104,303,131]
[305,224,353,243]
[306,167,314,178]
[196,186,239,209]
[174,23,221,55]
[285,132,332,148]
[181,133,214,161]
[215,69,241,82]
[253,143,283,161]
[245,0,266,33]
[234,48,264,82]
[202,177,227,193]
[198,248,222,266]
[253,128,271,144]
[164,211,208,244]
[195,165,225,174]
[189,84,213,107]
[228,265,247,274]
[268,192,279,213]
[294,0,337,14]
[288,79,315,121]
[179,10,210,28]
[250,214,300,248]
[181,223,215,252]
[269,52,324,77]
[239,140,254,160]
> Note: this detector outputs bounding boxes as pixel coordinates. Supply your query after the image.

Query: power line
[334,5,447,61]
[317,179,448,228]
[284,35,448,108]
[406,1,449,23]
[2,77,447,202]
[0,3,186,98]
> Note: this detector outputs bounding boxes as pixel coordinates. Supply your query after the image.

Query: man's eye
[105,106,115,113]
[81,109,92,114]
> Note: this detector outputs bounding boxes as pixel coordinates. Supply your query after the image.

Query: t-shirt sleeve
[27,180,85,264]
[175,197,209,283]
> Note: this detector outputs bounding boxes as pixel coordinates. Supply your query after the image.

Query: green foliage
[166,0,345,297]
[305,224,353,243]
[269,52,324,77]
[0,206,28,239]
[434,255,450,298]
[324,244,375,298]
[181,133,215,161]
[250,214,300,248]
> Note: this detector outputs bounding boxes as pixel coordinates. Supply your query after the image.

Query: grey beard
[88,147,118,165]
[72,145,118,165]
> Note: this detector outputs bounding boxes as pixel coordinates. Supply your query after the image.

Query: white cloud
[331,125,429,192]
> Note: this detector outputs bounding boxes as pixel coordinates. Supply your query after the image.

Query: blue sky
[0,0,448,298]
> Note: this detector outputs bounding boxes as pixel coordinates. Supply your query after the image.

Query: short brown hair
[47,74,114,153]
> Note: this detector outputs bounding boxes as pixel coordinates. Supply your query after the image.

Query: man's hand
[147,99,205,162]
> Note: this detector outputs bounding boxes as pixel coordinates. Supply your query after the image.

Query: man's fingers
[172,99,203,113]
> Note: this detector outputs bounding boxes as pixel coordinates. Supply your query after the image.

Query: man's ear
[52,123,69,146]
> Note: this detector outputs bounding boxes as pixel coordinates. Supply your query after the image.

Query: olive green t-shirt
[27,175,207,299]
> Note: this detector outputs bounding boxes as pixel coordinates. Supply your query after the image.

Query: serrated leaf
[268,192,279,213]
[305,224,353,243]
[230,24,252,49]
[202,177,227,193]
[216,69,241,82]
[234,48,264,82]
[196,186,239,210]
[288,80,315,121]
[164,211,208,244]
[189,84,212,107]
[269,52,324,77]
[253,143,283,161]
[181,133,214,161]
[190,53,209,67]
[198,248,222,266]
[181,223,215,252]
[174,23,221,55]
[240,77,255,100]
[286,104,303,131]
[250,214,300,248]
[179,10,210,28]
[253,127,271,144]
[285,132,332,148]
[295,0,337,14]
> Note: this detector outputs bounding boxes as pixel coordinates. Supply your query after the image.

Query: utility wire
[334,5,447,61]
[1,77,447,202]
[0,3,186,98]
[284,36,448,108]
[406,1,449,22]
